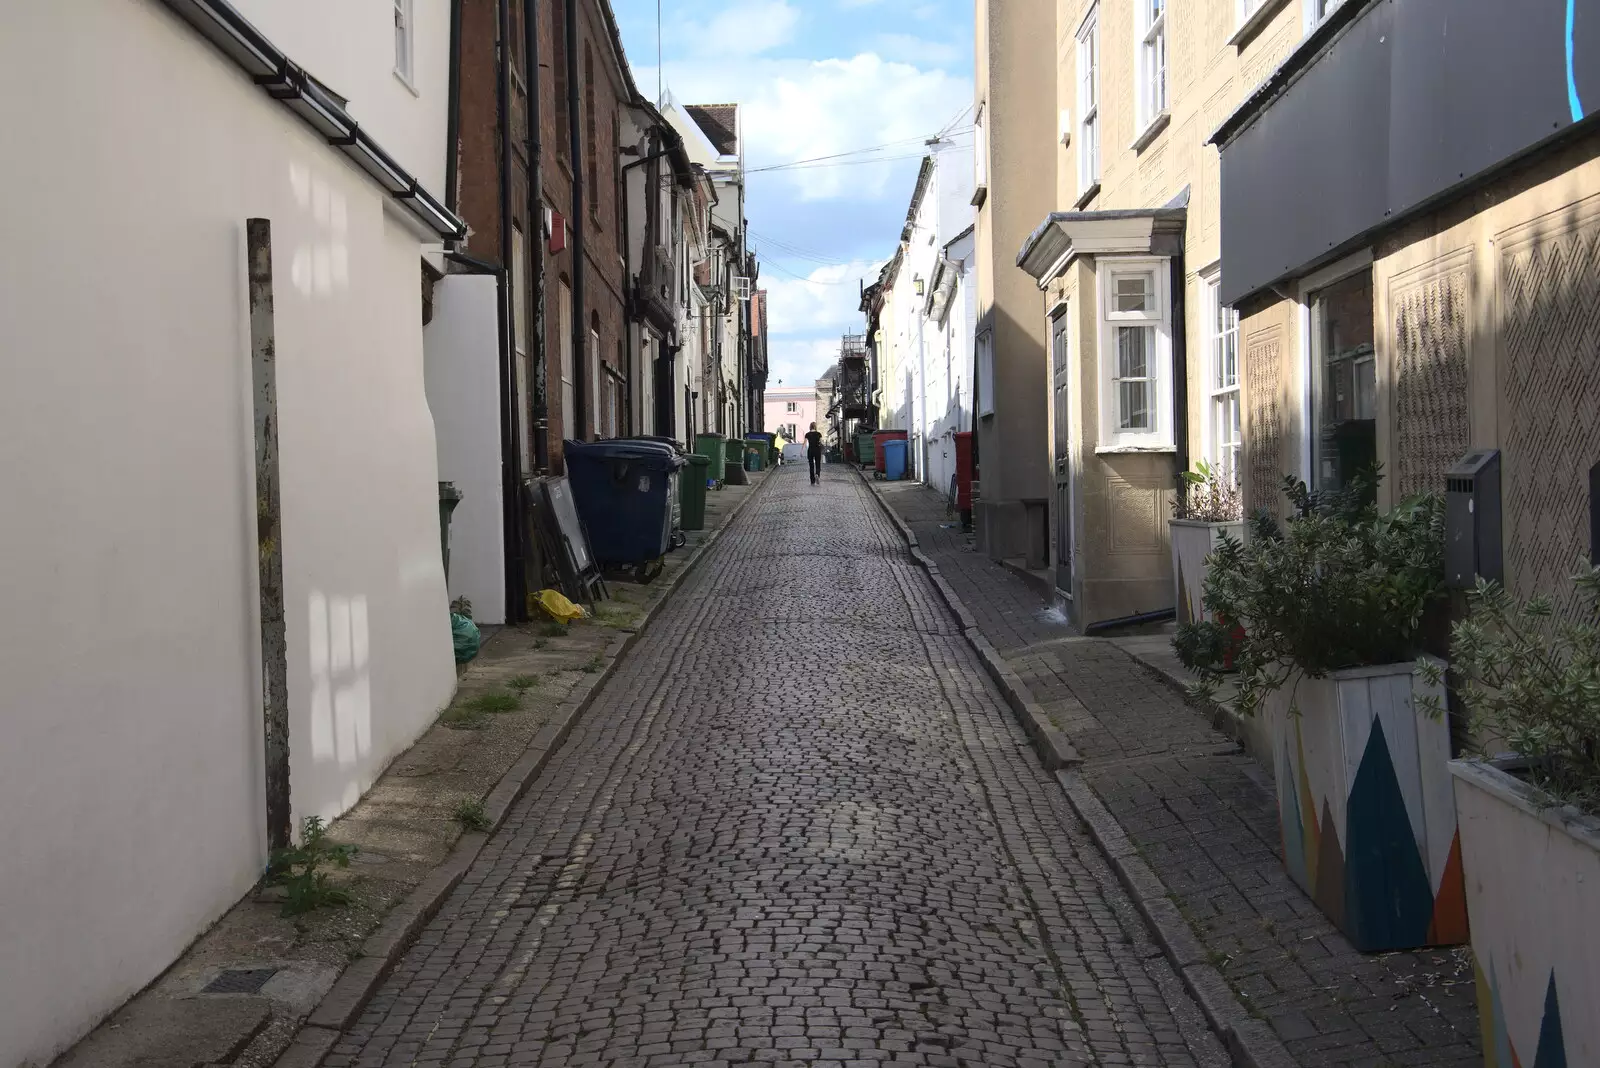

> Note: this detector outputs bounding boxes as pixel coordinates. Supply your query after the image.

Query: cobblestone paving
[871,494,1483,1068]
[324,466,1228,1068]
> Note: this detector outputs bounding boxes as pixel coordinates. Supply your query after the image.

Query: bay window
[1099,260,1172,449]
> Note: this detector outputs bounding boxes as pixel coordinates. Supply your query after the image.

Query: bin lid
[563,439,686,470]
[882,439,908,452]
[686,454,711,467]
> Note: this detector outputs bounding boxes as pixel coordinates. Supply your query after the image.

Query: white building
[873,139,977,495]
[0,1,461,1063]
[663,96,750,440]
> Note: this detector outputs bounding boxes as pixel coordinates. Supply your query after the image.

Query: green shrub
[265,816,356,916]
[1176,470,1446,716]
[1445,565,1600,815]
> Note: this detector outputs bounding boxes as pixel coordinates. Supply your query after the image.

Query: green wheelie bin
[679,454,710,531]
[694,433,726,484]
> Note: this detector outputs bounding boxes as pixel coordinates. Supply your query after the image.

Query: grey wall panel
[1221,0,1600,305]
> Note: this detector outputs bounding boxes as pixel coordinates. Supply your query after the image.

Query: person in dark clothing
[804,423,824,484]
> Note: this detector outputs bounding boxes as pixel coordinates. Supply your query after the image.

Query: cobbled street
[326,465,1229,1068]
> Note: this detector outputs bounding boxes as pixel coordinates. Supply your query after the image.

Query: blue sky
[611,0,975,388]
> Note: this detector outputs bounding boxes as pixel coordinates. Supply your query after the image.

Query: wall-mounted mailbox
[1445,449,1502,589]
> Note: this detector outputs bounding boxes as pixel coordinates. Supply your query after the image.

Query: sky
[611,0,976,390]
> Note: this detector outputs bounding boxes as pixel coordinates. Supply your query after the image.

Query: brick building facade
[451,0,636,478]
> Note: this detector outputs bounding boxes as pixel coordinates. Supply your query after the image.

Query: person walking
[804,423,824,485]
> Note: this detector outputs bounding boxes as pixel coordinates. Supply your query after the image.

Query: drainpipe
[444,0,463,212]
[566,0,587,443]
[496,0,528,620]
[1171,250,1190,486]
[524,0,548,473]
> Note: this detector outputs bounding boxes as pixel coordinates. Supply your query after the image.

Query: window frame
[1096,257,1174,450]
[1307,266,1377,492]
[1076,8,1100,192]
[559,280,576,442]
[393,0,414,86]
[1134,0,1168,135]
[1202,271,1242,485]
[1304,0,1345,32]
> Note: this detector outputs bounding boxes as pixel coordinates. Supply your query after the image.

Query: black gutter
[157,0,464,240]
[524,0,549,474]
[1083,607,1176,637]
[566,0,588,443]
[496,0,528,620]
[444,0,463,212]
[1170,248,1189,484]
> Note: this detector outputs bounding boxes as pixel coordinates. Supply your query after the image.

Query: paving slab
[871,479,1482,1068]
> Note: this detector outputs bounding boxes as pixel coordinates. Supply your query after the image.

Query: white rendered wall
[424,275,507,624]
[234,0,451,195]
[0,2,455,1064]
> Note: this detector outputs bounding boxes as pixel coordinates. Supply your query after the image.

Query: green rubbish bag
[451,613,481,663]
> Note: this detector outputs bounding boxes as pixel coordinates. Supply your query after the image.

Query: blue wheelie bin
[882,438,909,481]
[563,440,687,581]
[614,437,686,545]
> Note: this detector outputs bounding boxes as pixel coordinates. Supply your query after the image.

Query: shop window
[1310,267,1377,494]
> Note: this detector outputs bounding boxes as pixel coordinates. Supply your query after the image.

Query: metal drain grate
[201,967,279,995]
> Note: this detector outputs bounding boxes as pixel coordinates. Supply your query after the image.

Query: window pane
[1119,381,1150,430]
[1312,268,1376,491]
[1224,325,1238,387]
[1115,273,1152,312]
[1117,326,1149,380]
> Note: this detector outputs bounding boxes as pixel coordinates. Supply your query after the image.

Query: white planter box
[1264,660,1466,952]
[1169,519,1244,626]
[1452,760,1599,1066]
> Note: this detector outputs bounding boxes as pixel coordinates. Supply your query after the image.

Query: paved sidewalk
[873,481,1073,655]
[320,465,1230,1067]
[872,481,1482,1067]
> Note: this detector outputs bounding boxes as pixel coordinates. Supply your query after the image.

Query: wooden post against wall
[247,218,291,853]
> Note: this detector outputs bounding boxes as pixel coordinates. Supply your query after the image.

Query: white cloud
[761,258,883,341]
[645,52,973,201]
[670,0,801,59]
[871,33,964,68]
[767,338,847,390]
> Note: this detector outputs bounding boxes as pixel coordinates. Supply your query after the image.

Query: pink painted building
[763,385,817,444]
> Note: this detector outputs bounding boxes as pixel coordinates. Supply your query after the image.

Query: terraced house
[995,0,1330,627]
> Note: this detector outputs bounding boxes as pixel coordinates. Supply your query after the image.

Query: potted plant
[1176,472,1465,952]
[1442,565,1600,1065]
[1170,460,1244,629]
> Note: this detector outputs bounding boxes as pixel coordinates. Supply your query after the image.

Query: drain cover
[201,967,279,995]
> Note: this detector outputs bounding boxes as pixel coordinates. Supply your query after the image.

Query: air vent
[201,967,279,995]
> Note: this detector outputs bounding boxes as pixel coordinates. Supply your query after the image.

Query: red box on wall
[954,431,974,511]
[548,210,567,253]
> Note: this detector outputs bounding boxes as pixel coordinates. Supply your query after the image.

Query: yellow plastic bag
[538,589,588,624]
